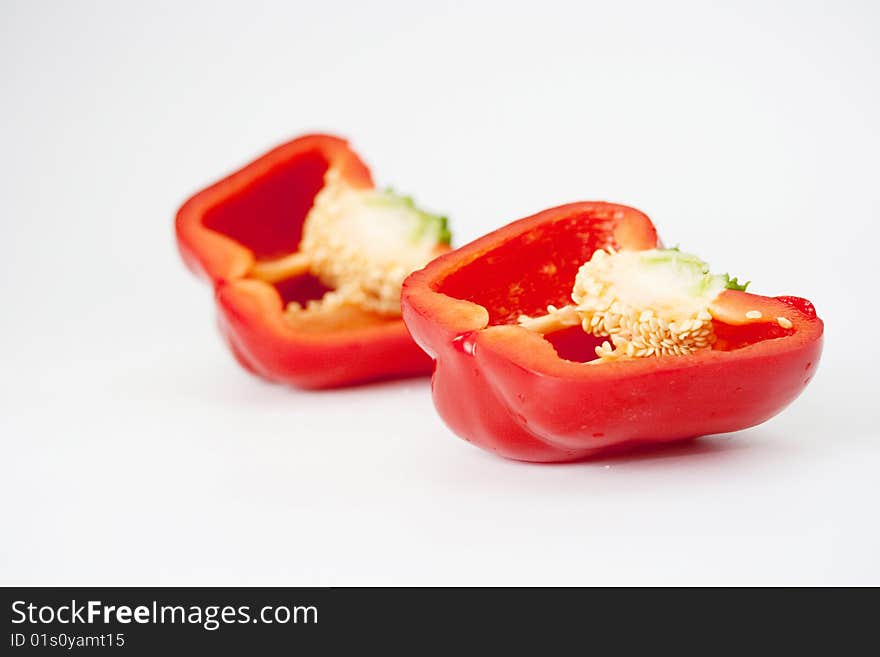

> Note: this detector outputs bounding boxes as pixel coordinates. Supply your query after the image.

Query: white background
[2,0,877,585]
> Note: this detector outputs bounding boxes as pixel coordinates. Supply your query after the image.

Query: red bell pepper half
[401,202,823,462]
[176,134,451,389]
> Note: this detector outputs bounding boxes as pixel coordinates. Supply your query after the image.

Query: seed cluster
[295,170,429,317]
[517,248,796,362]
[284,289,349,316]
[571,249,717,360]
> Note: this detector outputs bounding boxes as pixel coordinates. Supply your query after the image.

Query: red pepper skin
[401,203,824,462]
[176,134,434,389]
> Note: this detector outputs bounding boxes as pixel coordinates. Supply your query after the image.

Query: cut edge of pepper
[472,294,823,381]
[216,278,430,345]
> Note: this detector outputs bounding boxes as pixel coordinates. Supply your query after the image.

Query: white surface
[1,0,878,585]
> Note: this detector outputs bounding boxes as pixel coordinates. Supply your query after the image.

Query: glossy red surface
[402,203,824,462]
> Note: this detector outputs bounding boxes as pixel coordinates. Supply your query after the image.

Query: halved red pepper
[176,134,448,389]
[401,202,823,462]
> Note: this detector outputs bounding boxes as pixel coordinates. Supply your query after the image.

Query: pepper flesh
[176,134,448,389]
[401,202,823,462]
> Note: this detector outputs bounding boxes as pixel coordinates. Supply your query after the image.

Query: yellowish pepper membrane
[251,169,451,318]
[518,247,750,361]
